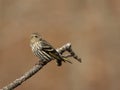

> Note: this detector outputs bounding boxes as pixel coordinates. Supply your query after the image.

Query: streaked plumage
[30,33,66,66]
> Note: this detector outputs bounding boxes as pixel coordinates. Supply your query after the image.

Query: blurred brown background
[0,0,120,90]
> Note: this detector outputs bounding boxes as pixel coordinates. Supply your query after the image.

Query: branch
[1,43,81,90]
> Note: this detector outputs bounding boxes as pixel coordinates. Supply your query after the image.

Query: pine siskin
[30,32,67,66]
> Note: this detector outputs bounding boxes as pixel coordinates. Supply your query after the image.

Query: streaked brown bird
[30,32,69,66]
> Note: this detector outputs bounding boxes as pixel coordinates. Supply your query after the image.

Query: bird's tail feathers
[62,57,72,64]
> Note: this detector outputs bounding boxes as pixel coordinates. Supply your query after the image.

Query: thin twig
[57,43,81,62]
[1,43,81,90]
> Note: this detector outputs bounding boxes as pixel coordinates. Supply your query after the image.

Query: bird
[30,32,69,66]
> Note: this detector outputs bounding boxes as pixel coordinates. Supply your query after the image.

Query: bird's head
[30,32,42,43]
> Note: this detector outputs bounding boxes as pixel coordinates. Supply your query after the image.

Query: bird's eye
[35,35,38,38]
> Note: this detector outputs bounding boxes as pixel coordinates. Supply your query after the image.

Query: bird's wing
[40,40,56,51]
[40,40,72,64]
[40,40,62,59]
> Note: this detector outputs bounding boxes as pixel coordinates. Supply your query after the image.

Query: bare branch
[1,43,81,90]
[57,43,81,62]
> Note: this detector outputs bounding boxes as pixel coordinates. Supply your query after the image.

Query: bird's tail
[56,57,72,66]
[62,57,72,64]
